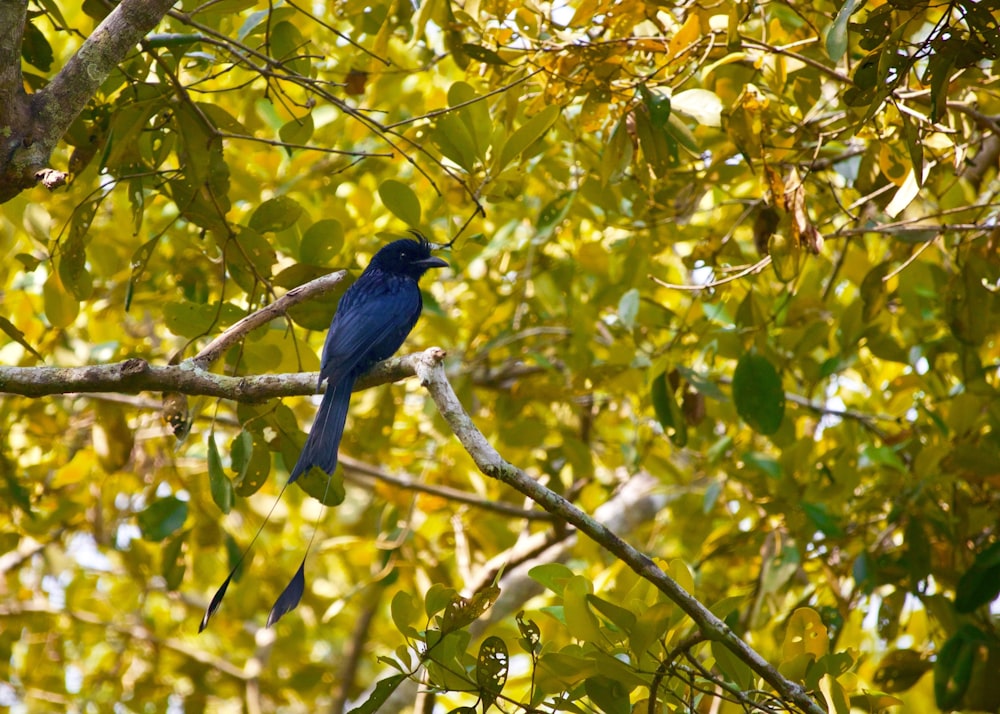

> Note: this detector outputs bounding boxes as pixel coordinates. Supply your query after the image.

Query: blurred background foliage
[1,0,999,711]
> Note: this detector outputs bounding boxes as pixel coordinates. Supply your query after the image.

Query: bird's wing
[318,280,422,385]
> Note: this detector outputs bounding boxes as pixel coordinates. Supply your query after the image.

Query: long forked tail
[288,376,353,483]
[199,377,353,631]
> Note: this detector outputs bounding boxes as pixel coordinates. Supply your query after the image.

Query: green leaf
[955,541,1000,613]
[0,316,42,359]
[535,190,575,238]
[432,113,478,171]
[825,0,857,62]
[584,676,630,714]
[651,370,687,447]
[233,428,270,496]
[43,272,80,328]
[249,196,303,233]
[562,576,602,644]
[528,563,575,595]
[476,636,509,709]
[586,594,636,634]
[163,300,218,339]
[137,496,189,542]
[300,219,344,266]
[732,353,785,435]
[378,180,422,227]
[279,112,314,148]
[390,590,420,638]
[207,432,233,514]
[617,288,639,330]
[21,21,53,71]
[498,104,561,171]
[802,502,845,538]
[346,673,407,714]
[462,43,508,65]
[161,530,188,591]
[294,464,346,506]
[934,625,987,709]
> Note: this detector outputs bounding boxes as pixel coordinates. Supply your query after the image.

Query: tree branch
[1,0,175,201]
[0,352,419,401]
[0,0,28,121]
[410,349,825,714]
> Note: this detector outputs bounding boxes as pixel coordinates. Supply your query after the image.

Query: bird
[200,233,448,631]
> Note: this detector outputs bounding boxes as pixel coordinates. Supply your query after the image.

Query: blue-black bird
[200,234,447,631]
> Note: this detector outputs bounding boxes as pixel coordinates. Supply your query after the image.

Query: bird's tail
[288,377,353,483]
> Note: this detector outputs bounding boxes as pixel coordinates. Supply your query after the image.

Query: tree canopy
[1,0,999,712]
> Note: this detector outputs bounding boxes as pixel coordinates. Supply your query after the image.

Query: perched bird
[200,234,448,631]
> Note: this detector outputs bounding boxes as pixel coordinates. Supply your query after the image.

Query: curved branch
[410,349,825,714]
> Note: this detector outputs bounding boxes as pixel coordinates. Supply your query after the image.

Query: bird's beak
[415,256,449,269]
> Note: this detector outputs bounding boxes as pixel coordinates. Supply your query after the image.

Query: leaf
[0,316,42,359]
[378,179,422,227]
[163,300,219,339]
[476,636,509,709]
[651,370,687,447]
[21,21,53,71]
[516,611,541,656]
[711,640,754,690]
[347,674,408,714]
[732,353,785,435]
[432,113,478,171]
[873,649,933,693]
[294,463,346,506]
[300,219,344,266]
[825,0,858,62]
[43,271,80,328]
[498,104,561,171]
[229,428,269,497]
[600,117,633,185]
[249,196,303,233]
[390,590,420,638]
[584,676,630,714]
[279,112,314,149]
[586,594,636,634]
[955,541,1000,613]
[535,190,575,238]
[617,288,639,330]
[934,625,987,709]
[207,432,233,514]
[782,608,829,660]
[528,562,575,595]
[670,89,723,127]
[162,530,188,591]
[137,496,189,542]
[462,43,508,65]
[562,576,602,644]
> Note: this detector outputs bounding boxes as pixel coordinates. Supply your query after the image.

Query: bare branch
[0,352,424,401]
[410,349,825,714]
[192,270,347,369]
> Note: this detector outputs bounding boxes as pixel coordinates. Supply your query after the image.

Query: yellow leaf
[667,13,701,61]
[783,607,829,660]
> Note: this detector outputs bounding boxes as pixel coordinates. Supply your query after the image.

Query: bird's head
[370,233,449,279]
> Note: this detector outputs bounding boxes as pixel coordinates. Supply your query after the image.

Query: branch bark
[409,349,826,714]
[0,0,176,202]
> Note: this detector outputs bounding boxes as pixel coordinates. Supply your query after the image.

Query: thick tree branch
[410,349,825,714]
[0,0,176,202]
[0,352,418,400]
[0,0,27,117]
